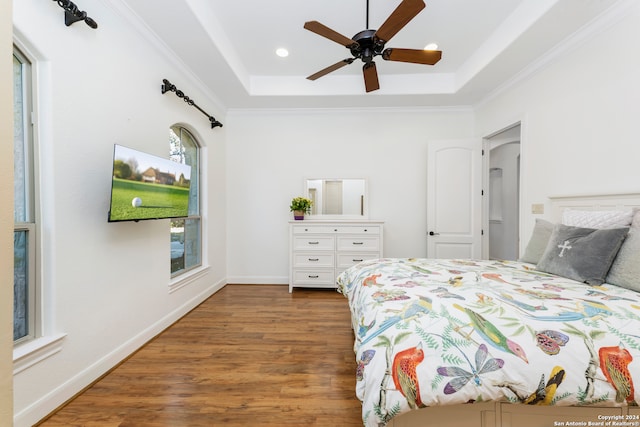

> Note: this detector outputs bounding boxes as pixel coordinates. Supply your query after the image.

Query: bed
[336,194,640,427]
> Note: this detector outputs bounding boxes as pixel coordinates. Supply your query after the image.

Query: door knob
[429,231,440,236]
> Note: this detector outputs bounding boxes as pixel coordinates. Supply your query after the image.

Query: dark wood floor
[37,285,363,427]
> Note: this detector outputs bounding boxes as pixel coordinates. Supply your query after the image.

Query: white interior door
[427,139,482,259]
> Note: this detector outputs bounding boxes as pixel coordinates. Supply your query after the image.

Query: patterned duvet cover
[336,258,640,427]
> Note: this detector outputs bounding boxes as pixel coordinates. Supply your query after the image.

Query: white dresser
[289,220,384,293]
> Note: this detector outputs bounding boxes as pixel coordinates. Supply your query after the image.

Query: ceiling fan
[303,0,442,93]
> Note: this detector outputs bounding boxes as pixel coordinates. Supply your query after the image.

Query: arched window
[169,126,202,276]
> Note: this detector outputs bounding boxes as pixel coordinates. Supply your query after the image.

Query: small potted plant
[290,196,313,220]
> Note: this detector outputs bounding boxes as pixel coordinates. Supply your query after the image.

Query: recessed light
[276,48,289,58]
[424,43,438,51]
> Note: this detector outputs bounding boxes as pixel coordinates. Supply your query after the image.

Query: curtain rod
[161,79,223,129]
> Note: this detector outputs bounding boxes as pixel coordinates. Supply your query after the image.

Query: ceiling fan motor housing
[350,29,386,63]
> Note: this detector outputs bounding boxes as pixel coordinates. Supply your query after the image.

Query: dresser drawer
[293,225,380,234]
[292,236,335,251]
[292,269,336,285]
[293,253,335,268]
[337,236,380,252]
[292,225,337,234]
[334,226,380,235]
[337,253,380,269]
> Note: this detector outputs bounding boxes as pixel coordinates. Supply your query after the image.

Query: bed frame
[386,192,640,427]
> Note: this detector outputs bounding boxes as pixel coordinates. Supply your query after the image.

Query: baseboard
[225,275,288,285]
[15,278,226,427]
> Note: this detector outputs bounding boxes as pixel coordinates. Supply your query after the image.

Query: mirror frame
[304,178,368,219]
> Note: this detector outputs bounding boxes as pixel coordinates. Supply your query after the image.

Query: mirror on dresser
[304,178,367,218]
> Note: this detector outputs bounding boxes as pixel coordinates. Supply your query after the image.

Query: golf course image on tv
[108,144,192,222]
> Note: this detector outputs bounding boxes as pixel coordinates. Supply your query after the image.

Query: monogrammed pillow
[537,224,628,285]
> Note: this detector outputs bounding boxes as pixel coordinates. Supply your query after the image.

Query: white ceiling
[116,0,622,110]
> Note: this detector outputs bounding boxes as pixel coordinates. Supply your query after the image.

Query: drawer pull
[308,275,319,279]
[353,259,363,262]
[308,258,319,261]
[352,242,364,245]
[308,241,319,245]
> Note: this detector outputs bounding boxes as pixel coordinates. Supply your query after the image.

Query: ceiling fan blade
[382,48,442,65]
[374,0,425,43]
[304,21,357,48]
[363,62,380,93]
[307,58,355,81]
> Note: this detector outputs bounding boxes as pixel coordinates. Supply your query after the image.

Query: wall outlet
[531,203,544,214]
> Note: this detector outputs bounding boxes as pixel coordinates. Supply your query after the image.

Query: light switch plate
[531,203,544,214]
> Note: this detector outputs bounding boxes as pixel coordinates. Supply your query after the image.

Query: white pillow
[562,209,633,229]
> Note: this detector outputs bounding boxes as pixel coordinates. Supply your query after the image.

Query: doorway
[484,124,521,260]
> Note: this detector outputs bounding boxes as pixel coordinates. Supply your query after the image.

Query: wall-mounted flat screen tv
[108,144,191,222]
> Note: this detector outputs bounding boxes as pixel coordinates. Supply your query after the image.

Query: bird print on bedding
[495,292,547,312]
[392,344,425,409]
[522,365,566,405]
[453,304,528,363]
[599,345,637,405]
[430,286,465,300]
[584,289,637,301]
[523,299,613,322]
[359,296,432,345]
[482,272,517,286]
[362,273,382,287]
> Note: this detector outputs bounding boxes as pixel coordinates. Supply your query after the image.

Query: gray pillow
[537,224,629,285]
[606,229,640,292]
[519,219,554,264]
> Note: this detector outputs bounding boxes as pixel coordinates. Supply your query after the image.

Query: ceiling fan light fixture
[424,43,438,51]
[275,48,289,58]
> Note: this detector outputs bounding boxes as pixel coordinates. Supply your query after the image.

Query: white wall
[9,0,640,425]
[1,0,14,424]
[225,108,475,283]
[12,1,227,425]
[476,2,640,246]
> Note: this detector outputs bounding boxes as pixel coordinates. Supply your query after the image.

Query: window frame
[169,125,202,279]
[13,44,39,345]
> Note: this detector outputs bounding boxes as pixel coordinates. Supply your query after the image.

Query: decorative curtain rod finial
[161,79,175,95]
[53,0,98,28]
[210,117,223,129]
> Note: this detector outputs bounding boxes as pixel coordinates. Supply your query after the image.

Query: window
[169,126,201,276]
[13,46,37,344]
